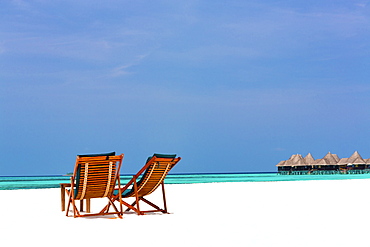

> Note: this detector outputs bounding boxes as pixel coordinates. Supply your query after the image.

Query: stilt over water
[277,151,370,175]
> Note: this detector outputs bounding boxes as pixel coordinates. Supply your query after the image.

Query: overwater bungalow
[277,151,370,175]
[345,151,369,174]
[338,158,349,172]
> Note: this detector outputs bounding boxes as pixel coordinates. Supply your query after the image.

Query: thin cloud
[109,53,150,77]
[110,64,132,77]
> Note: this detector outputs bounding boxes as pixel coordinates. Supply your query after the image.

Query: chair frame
[112,155,181,215]
[65,154,124,218]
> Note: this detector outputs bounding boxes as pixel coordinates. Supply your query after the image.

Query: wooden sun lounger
[64,152,124,218]
[110,154,181,215]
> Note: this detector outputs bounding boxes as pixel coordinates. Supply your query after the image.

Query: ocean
[1,172,370,190]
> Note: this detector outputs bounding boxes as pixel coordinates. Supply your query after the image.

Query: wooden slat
[74,157,120,200]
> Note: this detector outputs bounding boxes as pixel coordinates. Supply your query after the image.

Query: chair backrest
[125,154,181,198]
[73,153,124,200]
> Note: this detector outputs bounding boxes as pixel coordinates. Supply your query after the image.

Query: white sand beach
[1,179,370,247]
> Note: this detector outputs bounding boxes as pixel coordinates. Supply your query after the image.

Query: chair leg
[71,198,81,218]
[86,199,91,213]
[125,198,143,215]
[122,200,139,213]
[133,179,142,215]
[141,197,165,213]
[98,198,122,218]
[72,198,77,218]
[65,190,81,217]
[66,193,72,216]
[61,186,65,211]
[109,198,122,218]
[161,181,168,213]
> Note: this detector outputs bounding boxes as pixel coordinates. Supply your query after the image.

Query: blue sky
[1,0,370,175]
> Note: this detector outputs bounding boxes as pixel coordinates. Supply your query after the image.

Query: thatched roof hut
[352,157,367,165]
[289,154,303,164]
[338,158,349,165]
[276,151,368,169]
[314,158,328,165]
[284,159,293,167]
[340,151,367,169]
[323,152,339,165]
[347,151,365,164]
[332,154,340,163]
[303,153,315,165]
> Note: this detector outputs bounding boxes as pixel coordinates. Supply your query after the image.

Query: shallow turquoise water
[1,172,370,190]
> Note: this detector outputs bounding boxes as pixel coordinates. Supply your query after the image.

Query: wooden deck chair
[65,152,124,218]
[112,154,181,215]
